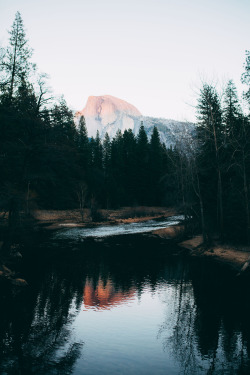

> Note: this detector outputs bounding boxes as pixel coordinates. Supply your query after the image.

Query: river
[0,218,250,374]
[53,215,184,239]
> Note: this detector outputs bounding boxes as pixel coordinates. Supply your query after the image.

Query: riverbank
[31,206,177,230]
[0,207,178,282]
[151,225,185,240]
[1,207,250,279]
[178,235,250,275]
[148,225,250,275]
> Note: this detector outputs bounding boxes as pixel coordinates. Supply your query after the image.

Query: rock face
[75,95,142,139]
[75,95,195,147]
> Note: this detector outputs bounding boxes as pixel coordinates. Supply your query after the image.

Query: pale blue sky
[0,0,249,121]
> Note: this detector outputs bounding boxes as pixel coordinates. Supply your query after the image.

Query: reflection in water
[159,262,250,374]
[0,270,84,375]
[0,235,250,374]
[83,277,136,310]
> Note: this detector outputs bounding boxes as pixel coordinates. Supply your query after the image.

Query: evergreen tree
[15,76,38,118]
[196,84,224,239]
[137,124,148,151]
[222,83,250,242]
[86,131,104,210]
[0,12,34,100]
[136,124,149,204]
[110,130,124,206]
[50,98,77,145]
[122,129,137,205]
[93,131,103,170]
[223,80,242,139]
[78,115,89,167]
[103,132,111,173]
[149,126,163,204]
[241,50,250,106]
[103,133,112,207]
[89,137,95,167]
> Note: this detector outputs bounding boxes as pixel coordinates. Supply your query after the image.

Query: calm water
[0,228,250,374]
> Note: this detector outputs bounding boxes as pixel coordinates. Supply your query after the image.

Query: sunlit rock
[75,95,142,139]
[75,95,195,147]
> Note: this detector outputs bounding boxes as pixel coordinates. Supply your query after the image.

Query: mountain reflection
[83,277,136,310]
[1,235,250,375]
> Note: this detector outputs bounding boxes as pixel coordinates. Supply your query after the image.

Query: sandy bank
[150,227,250,274]
[179,235,250,273]
[152,225,185,239]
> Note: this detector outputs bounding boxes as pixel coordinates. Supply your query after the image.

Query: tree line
[175,73,250,244]
[1,12,250,245]
[77,117,175,212]
[0,13,178,227]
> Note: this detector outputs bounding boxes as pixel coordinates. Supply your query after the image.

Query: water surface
[0,232,250,374]
[54,215,184,239]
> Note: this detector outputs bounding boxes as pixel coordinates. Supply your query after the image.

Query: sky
[0,0,249,122]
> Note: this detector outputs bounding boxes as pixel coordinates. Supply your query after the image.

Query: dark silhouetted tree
[0,11,34,100]
[196,84,224,239]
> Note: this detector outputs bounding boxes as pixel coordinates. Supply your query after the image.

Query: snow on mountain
[75,95,194,147]
[142,116,195,148]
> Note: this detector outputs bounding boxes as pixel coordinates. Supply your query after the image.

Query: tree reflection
[0,269,84,374]
[159,260,250,374]
[2,234,250,375]
[158,263,201,374]
[0,234,171,374]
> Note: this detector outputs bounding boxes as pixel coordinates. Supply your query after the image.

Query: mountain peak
[75,95,194,147]
[75,95,142,138]
[77,95,142,118]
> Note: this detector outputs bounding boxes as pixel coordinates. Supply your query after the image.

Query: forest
[1,12,250,244]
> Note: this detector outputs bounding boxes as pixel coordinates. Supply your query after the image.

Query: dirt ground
[152,225,185,239]
[179,235,250,273]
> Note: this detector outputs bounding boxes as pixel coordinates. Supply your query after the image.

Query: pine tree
[241,50,250,106]
[196,84,224,239]
[136,124,149,205]
[122,129,137,205]
[103,132,111,173]
[50,98,77,145]
[222,82,250,242]
[0,12,35,100]
[102,132,112,207]
[109,130,124,206]
[93,131,103,170]
[15,75,37,118]
[78,115,89,167]
[223,80,242,139]
[149,127,163,204]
